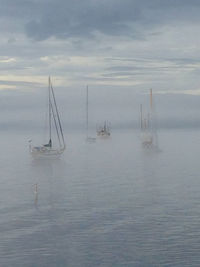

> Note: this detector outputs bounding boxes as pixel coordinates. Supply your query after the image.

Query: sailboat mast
[150,88,153,131]
[140,104,143,130]
[150,88,153,110]
[48,76,52,142]
[86,85,88,138]
[147,112,150,129]
[50,80,65,148]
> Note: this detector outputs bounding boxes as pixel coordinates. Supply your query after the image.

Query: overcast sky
[1,0,200,130]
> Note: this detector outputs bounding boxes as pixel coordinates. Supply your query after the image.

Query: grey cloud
[0,0,200,100]
[0,0,200,41]
[22,0,200,40]
[1,0,200,40]
[25,0,141,40]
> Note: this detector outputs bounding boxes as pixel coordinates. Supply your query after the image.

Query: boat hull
[30,146,65,159]
[97,131,111,138]
[141,132,153,147]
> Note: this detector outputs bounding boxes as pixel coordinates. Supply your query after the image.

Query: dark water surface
[1,129,200,266]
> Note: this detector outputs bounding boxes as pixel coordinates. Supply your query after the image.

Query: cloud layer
[0,0,198,40]
[0,0,200,129]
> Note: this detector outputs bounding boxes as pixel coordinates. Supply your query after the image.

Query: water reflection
[33,183,38,207]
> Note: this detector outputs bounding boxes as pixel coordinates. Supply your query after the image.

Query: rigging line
[43,82,49,143]
[48,77,52,141]
[50,101,62,147]
[86,85,88,138]
[50,82,65,146]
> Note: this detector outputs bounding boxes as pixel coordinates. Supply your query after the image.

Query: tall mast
[48,76,52,142]
[144,118,147,129]
[140,104,143,130]
[86,85,88,138]
[147,112,150,129]
[150,88,153,110]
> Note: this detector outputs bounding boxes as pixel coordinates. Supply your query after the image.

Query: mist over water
[2,0,200,265]
[1,88,200,131]
[0,128,200,266]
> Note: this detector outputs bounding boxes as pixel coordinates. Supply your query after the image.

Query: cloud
[1,0,200,41]
[0,0,200,99]
[24,0,139,40]
[20,0,200,41]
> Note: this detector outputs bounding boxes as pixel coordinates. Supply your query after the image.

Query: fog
[0,86,199,133]
[1,125,200,266]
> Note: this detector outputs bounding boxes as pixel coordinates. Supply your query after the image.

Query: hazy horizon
[0,87,200,132]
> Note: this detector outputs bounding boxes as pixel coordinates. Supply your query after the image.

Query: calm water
[1,129,200,266]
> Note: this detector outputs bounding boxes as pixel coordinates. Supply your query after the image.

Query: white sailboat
[86,86,96,142]
[29,77,66,157]
[97,121,111,138]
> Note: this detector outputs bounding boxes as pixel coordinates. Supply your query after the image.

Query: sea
[1,128,200,267]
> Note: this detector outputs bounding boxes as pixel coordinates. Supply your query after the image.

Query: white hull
[30,146,65,159]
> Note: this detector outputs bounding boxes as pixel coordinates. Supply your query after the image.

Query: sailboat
[140,103,153,147]
[86,86,96,142]
[97,121,111,138]
[29,77,66,157]
[140,89,158,148]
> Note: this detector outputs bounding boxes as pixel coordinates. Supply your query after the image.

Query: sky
[1,0,200,130]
